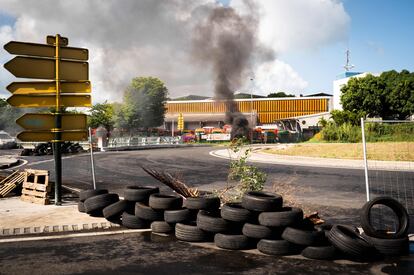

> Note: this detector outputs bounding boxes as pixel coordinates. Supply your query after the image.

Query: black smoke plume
[192,1,265,139]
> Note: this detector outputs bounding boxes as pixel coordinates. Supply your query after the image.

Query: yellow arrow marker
[4,41,88,60]
[4,56,88,80]
[16,113,87,131]
[17,130,88,142]
[6,81,91,95]
[7,94,91,108]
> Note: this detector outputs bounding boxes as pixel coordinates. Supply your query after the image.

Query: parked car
[0,131,17,149]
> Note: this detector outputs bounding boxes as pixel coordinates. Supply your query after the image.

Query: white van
[0,131,16,149]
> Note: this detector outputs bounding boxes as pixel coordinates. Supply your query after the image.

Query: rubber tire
[221,203,255,223]
[135,202,164,221]
[184,196,221,211]
[362,233,409,256]
[151,221,174,234]
[241,191,282,212]
[214,233,250,250]
[360,196,409,239]
[175,222,211,242]
[164,208,197,224]
[79,189,108,202]
[121,212,150,229]
[302,246,337,260]
[123,185,159,202]
[84,193,119,214]
[258,207,303,227]
[197,210,231,233]
[282,227,325,246]
[328,224,376,260]
[242,223,281,239]
[149,193,183,210]
[78,201,86,213]
[103,200,128,220]
[257,239,303,256]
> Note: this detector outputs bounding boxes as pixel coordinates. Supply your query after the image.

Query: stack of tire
[78,189,120,219]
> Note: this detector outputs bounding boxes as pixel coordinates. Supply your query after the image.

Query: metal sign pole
[54,34,62,205]
[89,127,97,189]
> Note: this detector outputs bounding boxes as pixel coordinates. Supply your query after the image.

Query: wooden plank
[20,194,49,205]
[22,183,50,192]
[24,169,49,175]
[21,189,48,198]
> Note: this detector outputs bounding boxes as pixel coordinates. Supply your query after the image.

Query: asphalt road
[1,231,412,275]
[5,146,413,224]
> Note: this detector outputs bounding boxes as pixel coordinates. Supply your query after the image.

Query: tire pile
[78,188,410,262]
[21,142,84,156]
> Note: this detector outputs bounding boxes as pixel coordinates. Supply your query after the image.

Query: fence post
[361,118,370,201]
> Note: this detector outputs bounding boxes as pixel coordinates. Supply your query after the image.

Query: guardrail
[107,136,182,148]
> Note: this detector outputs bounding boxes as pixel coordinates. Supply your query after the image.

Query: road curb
[104,144,212,151]
[0,221,121,238]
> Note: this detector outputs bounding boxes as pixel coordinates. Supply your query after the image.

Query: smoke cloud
[0,0,350,103]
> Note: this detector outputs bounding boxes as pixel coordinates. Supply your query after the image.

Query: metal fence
[361,119,414,216]
[107,136,182,148]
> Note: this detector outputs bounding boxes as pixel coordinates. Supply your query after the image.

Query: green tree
[341,70,414,119]
[122,77,168,130]
[88,101,115,131]
[0,98,23,135]
[267,92,295,98]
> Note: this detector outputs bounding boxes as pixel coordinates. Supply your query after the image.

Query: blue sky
[0,0,413,99]
[283,0,414,93]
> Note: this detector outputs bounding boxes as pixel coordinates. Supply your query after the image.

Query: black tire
[175,222,211,242]
[123,185,159,202]
[241,191,282,212]
[79,189,108,202]
[301,246,337,260]
[221,203,255,223]
[184,196,221,211]
[360,196,409,239]
[151,221,174,234]
[196,210,231,233]
[362,233,409,256]
[78,201,86,213]
[258,207,303,227]
[135,202,164,221]
[84,193,119,214]
[242,223,281,239]
[164,208,197,224]
[149,193,183,210]
[282,227,325,246]
[214,233,250,250]
[257,239,303,256]
[103,200,128,220]
[328,224,376,260]
[121,212,150,229]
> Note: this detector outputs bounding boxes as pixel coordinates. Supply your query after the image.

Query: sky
[0,0,413,103]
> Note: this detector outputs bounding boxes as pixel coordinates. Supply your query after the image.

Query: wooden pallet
[0,171,26,197]
[20,169,50,205]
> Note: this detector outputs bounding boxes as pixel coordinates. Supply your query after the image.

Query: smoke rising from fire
[191,1,272,137]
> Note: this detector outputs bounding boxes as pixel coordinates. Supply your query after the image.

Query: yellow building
[165,96,332,130]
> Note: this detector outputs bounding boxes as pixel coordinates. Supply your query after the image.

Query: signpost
[3,34,90,205]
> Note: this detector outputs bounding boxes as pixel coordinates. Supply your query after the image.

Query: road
[1,231,410,275]
[5,146,411,224]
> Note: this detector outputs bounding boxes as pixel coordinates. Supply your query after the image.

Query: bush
[320,122,361,143]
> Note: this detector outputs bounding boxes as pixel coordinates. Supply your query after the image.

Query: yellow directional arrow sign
[4,56,88,80]
[6,81,91,95]
[4,41,88,60]
[46,35,69,47]
[17,130,88,142]
[7,94,91,108]
[16,113,87,131]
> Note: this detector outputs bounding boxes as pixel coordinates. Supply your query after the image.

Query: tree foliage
[267,92,295,98]
[121,77,168,129]
[0,98,24,135]
[88,101,115,131]
[341,70,414,119]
